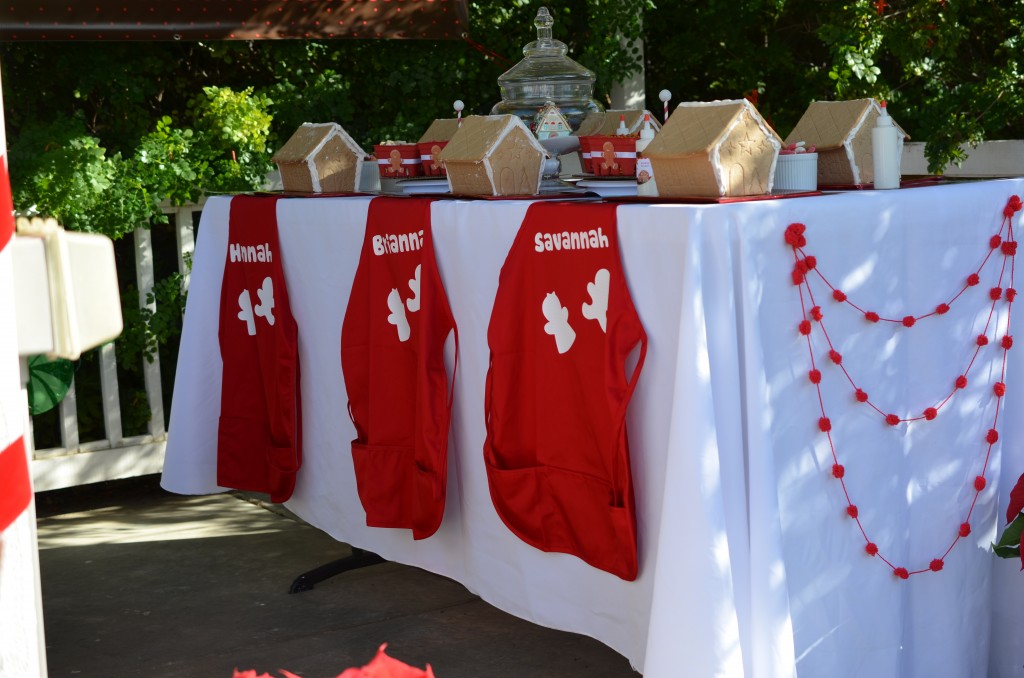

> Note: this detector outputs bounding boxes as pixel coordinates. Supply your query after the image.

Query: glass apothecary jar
[490,6,604,132]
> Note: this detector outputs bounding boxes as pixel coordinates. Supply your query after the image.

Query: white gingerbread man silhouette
[542,292,576,354]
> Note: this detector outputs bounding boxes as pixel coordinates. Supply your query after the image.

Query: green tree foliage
[644,0,1024,172]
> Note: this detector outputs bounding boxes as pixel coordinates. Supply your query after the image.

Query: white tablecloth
[162,178,1024,677]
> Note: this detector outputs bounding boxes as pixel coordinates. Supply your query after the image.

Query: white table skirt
[162,178,1024,677]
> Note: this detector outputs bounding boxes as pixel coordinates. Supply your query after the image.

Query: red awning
[0,0,469,41]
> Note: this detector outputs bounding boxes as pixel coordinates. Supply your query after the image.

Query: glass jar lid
[496,7,597,105]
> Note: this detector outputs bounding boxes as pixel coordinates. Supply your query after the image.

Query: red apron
[341,197,457,539]
[484,202,647,580]
[217,195,301,503]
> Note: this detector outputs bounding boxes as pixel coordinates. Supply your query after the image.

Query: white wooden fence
[29,199,204,492]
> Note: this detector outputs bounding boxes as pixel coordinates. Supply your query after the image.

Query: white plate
[576,179,638,197]
[398,178,450,195]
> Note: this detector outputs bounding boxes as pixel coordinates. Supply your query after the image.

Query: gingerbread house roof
[271,122,368,164]
[785,99,909,151]
[418,118,462,144]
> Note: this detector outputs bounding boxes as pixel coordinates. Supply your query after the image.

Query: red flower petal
[808,369,822,384]
[1003,335,1014,349]
[924,407,938,420]
[865,542,879,556]
[810,305,823,321]
[833,289,847,302]
[832,463,845,478]
[955,375,968,389]
[855,389,869,402]
[959,522,972,537]
[865,311,880,323]
[987,429,999,444]
[1003,241,1018,256]
[829,350,843,364]
[977,334,990,346]
[967,273,980,286]
[847,505,859,518]
[894,567,909,580]
[886,413,900,426]
[974,475,987,492]
[936,303,950,315]
[994,382,1006,397]
[929,558,944,572]
[819,417,832,432]
[784,223,807,247]
[1007,472,1024,525]
[799,320,812,335]
[902,315,916,328]
[991,234,1003,249]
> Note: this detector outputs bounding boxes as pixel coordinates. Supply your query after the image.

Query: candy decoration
[453,99,465,127]
[659,89,671,123]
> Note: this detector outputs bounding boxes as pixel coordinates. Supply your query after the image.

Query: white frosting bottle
[635,112,659,197]
[872,100,900,189]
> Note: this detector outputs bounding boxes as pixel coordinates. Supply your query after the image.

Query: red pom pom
[865,311,880,323]
[1007,288,1017,302]
[1006,195,1023,216]
[959,522,971,537]
[865,542,879,556]
[991,234,1003,249]
[794,259,809,275]
[855,389,869,402]
[902,315,916,328]
[977,334,989,346]
[810,305,823,321]
[1003,241,1018,256]
[994,382,1006,397]
[847,505,859,518]
[792,270,805,285]
[991,287,1004,300]
[832,463,845,478]
[829,350,843,364]
[819,417,832,432]
[1003,335,1014,349]
[923,407,938,420]
[894,567,910,580]
[804,255,817,270]
[799,319,812,335]
[784,223,807,247]
[929,558,944,572]
[986,429,999,444]
[967,273,980,286]
[974,475,987,491]
[886,413,900,426]
[955,375,968,389]
[936,303,950,315]
[833,289,847,302]
[808,369,822,384]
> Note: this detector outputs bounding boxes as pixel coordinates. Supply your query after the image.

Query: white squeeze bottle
[635,112,659,197]
[872,100,900,190]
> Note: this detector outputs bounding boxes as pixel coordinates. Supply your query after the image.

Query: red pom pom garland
[784,195,1020,579]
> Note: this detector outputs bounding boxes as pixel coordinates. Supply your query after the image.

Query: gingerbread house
[642,99,782,198]
[785,99,909,185]
[272,122,368,193]
[439,115,549,196]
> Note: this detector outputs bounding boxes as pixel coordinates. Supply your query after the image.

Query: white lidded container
[774,151,818,192]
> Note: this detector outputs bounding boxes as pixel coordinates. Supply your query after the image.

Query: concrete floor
[36,477,641,678]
